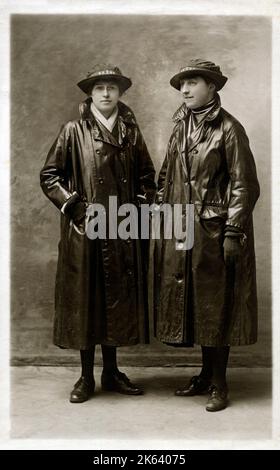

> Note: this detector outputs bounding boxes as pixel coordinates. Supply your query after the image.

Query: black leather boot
[175,375,211,396]
[101,370,143,395]
[206,384,228,412]
[70,348,95,403]
[70,376,95,403]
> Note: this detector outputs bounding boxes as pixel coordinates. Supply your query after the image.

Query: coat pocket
[199,204,227,239]
[200,204,227,220]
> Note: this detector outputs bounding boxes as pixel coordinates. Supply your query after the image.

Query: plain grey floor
[11,366,271,441]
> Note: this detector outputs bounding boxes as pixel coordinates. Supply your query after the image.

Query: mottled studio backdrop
[11,15,271,365]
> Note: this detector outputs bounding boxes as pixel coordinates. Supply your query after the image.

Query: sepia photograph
[0,0,279,454]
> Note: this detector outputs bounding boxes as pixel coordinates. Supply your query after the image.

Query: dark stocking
[212,346,230,388]
[80,346,95,383]
[101,345,118,373]
[199,346,213,381]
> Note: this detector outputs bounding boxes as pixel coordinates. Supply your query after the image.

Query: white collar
[90,102,118,133]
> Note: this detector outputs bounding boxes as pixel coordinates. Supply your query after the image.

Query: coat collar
[78,98,138,147]
[79,97,137,126]
[172,93,222,124]
[79,98,138,147]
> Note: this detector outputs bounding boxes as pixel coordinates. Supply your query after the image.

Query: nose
[103,87,110,97]
[180,82,190,94]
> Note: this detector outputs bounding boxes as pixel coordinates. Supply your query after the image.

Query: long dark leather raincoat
[154,96,260,346]
[40,99,155,349]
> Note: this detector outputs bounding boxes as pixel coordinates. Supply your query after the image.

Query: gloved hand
[136,191,156,206]
[145,190,156,205]
[140,183,157,205]
[66,201,87,224]
[223,236,242,265]
[136,194,147,205]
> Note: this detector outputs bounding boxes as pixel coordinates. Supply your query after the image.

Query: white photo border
[0,0,279,450]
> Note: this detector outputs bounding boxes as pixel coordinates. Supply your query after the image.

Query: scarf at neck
[90,101,118,133]
[190,97,217,123]
[186,95,219,148]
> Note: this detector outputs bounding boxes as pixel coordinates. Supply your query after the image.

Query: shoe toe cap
[206,398,228,412]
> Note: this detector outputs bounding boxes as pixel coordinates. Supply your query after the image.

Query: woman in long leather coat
[40,64,156,403]
[154,59,260,411]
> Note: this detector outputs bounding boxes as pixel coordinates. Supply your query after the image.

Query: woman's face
[180,76,215,109]
[91,80,120,117]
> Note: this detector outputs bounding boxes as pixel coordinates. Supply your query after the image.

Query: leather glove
[136,191,156,206]
[145,190,156,205]
[140,183,157,205]
[65,201,87,224]
[223,236,242,265]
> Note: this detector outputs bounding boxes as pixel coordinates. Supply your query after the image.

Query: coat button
[127,269,133,276]
[193,149,198,154]
[175,273,183,283]
[177,241,185,250]
[169,180,173,185]
[96,149,101,155]
[99,178,104,184]
[122,178,127,183]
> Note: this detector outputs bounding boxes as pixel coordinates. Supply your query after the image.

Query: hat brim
[77,74,132,94]
[170,69,228,91]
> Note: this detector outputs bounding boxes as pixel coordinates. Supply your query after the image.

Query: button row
[98,178,127,184]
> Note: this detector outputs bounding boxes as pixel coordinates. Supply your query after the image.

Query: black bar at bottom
[0,450,276,465]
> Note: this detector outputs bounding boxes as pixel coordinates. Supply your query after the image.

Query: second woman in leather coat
[154,59,260,411]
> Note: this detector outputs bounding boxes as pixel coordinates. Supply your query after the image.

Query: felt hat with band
[77,64,132,94]
[170,59,228,91]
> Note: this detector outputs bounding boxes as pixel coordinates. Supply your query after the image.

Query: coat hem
[157,337,257,347]
[54,339,148,350]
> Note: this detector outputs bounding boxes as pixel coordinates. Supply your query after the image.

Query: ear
[209,82,216,93]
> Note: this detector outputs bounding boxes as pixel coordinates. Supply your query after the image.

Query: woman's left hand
[223,237,242,265]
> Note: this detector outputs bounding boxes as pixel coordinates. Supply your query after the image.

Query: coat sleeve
[224,122,260,231]
[40,122,80,211]
[136,127,156,200]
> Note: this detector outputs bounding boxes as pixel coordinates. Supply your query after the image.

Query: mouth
[101,100,112,103]
[184,96,194,99]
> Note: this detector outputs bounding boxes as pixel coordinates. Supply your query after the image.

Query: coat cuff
[225,221,244,231]
[60,191,80,214]
[224,225,247,245]
[224,225,243,236]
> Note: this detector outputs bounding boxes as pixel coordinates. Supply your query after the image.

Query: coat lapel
[173,96,222,177]
[79,97,138,149]
[177,119,189,180]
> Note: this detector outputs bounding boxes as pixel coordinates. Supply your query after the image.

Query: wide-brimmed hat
[77,63,132,94]
[170,59,228,91]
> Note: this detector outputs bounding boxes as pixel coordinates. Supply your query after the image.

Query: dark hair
[202,76,216,87]
[180,74,216,89]
[89,78,123,95]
